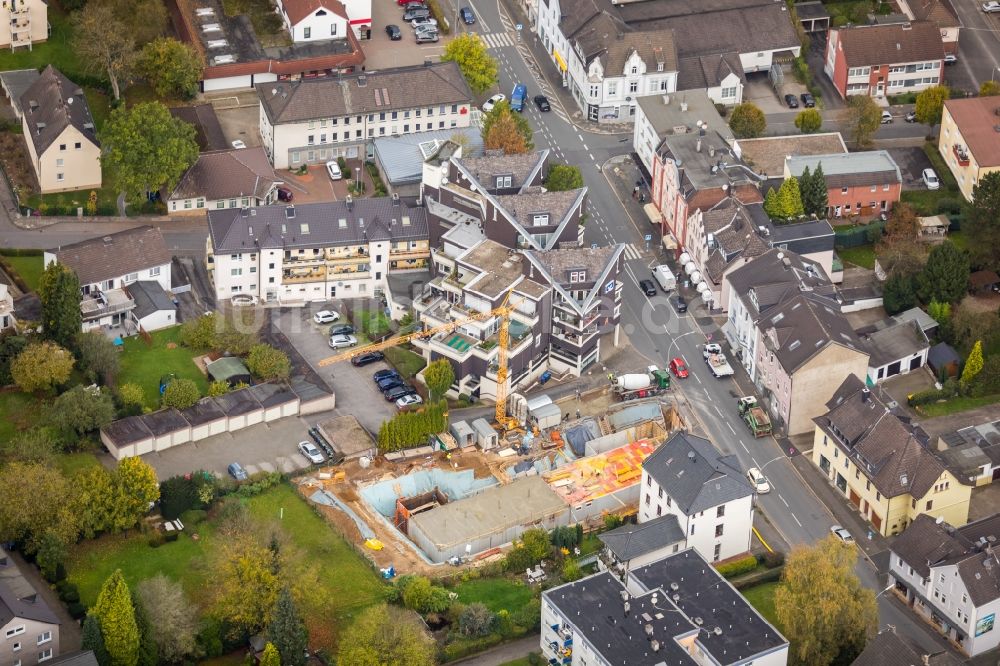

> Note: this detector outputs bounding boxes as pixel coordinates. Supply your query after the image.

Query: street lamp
[875,583,895,600]
[992,66,1000,82]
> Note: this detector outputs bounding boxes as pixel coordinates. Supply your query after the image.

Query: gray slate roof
[0,579,59,628]
[207,199,428,253]
[20,65,99,155]
[667,4,799,58]
[0,69,40,117]
[51,226,171,286]
[785,151,902,188]
[598,514,684,561]
[373,128,483,185]
[258,62,472,124]
[863,320,929,367]
[49,653,100,666]
[726,248,835,318]
[759,291,867,374]
[851,629,963,666]
[677,53,744,91]
[642,431,753,514]
[576,22,678,74]
[169,147,280,202]
[126,281,175,320]
[454,151,547,192]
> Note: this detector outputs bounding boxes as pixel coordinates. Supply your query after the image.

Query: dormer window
[532,213,550,226]
[495,175,512,188]
[569,270,586,283]
[631,66,638,74]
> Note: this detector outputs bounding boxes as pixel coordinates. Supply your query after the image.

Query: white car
[396,393,423,409]
[880,110,893,124]
[410,16,438,29]
[482,93,506,113]
[326,160,343,180]
[231,139,247,149]
[983,1,1000,12]
[746,467,771,494]
[297,441,325,464]
[329,334,358,349]
[922,168,940,190]
[703,343,723,359]
[314,310,340,324]
[830,525,855,544]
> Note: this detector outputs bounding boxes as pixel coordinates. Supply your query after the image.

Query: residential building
[371,128,483,198]
[634,89,733,177]
[784,151,902,218]
[852,628,962,666]
[638,432,755,563]
[823,22,944,99]
[812,375,971,535]
[0,548,61,666]
[168,147,283,215]
[897,0,960,55]
[207,196,430,304]
[43,227,173,334]
[541,548,788,666]
[676,53,745,106]
[20,66,101,194]
[597,514,686,573]
[733,132,848,182]
[0,0,47,51]
[0,284,14,332]
[724,249,837,379]
[939,97,1000,202]
[889,513,1000,656]
[274,0,349,42]
[257,62,473,169]
[857,319,930,384]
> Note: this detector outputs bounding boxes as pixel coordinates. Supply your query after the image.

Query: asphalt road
[951,0,1000,89]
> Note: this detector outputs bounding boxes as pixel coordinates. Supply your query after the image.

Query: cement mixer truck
[611,365,670,401]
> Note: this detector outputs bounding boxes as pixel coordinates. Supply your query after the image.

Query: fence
[833,220,886,249]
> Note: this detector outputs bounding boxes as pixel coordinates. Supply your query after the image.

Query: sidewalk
[453,635,539,665]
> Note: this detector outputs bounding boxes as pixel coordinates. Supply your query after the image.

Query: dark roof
[248,382,298,408]
[102,415,154,446]
[0,69,40,116]
[833,22,944,67]
[629,549,787,664]
[677,53,745,91]
[179,397,227,426]
[289,375,333,401]
[212,386,263,416]
[0,579,59,627]
[762,218,835,257]
[207,199,428,253]
[785,151,902,189]
[49,653,100,666]
[726,248,834,318]
[795,1,830,19]
[141,408,190,436]
[169,105,228,151]
[928,342,961,367]
[970,270,1000,289]
[576,23,678,74]
[19,65,99,155]
[494,188,585,233]
[206,356,252,383]
[759,291,866,374]
[642,432,753,514]
[852,629,963,666]
[863,321,929,368]
[169,147,280,202]
[51,226,171,286]
[666,4,800,58]
[125,281,175,320]
[257,62,472,124]
[454,151,547,192]
[598,514,685,561]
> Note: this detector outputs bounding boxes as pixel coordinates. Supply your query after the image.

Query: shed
[212,387,264,430]
[917,215,949,241]
[248,382,300,421]
[181,397,229,441]
[526,394,553,413]
[928,342,961,379]
[531,402,563,430]
[100,416,154,459]
[450,420,476,448]
[141,409,192,451]
[969,270,1000,294]
[289,376,335,414]
[317,415,375,461]
[125,280,175,332]
[471,418,498,450]
[206,356,253,387]
[864,320,929,384]
[893,307,938,337]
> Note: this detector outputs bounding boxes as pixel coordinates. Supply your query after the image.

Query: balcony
[389,246,430,260]
[389,257,429,271]
[80,289,134,321]
[282,267,326,283]
[953,144,970,167]
[326,247,368,262]
[551,326,599,349]
[284,253,325,267]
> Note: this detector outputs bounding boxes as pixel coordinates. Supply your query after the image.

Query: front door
[876,82,884,95]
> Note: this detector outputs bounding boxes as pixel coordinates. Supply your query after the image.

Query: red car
[669,357,689,379]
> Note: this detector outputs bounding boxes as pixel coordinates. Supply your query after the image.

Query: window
[74,142,81,149]
[304,27,311,38]
[926,500,933,510]
[59,144,66,151]
[721,86,737,98]
[883,183,890,191]
[331,23,337,35]
[183,199,192,209]
[196,198,205,209]
[876,492,881,501]
[6,626,24,638]
[715,524,724,537]
[307,135,315,145]
[629,81,638,93]
[495,175,512,188]
[658,487,663,499]
[451,104,458,113]
[607,81,618,96]
[56,173,64,182]
[320,133,327,144]
[690,524,695,535]
[589,84,599,98]
[125,272,138,283]
[870,185,877,192]
[56,158,64,167]
[532,213,550,226]
[657,62,664,72]
[149,266,160,277]
[12,643,21,652]
[403,124,409,132]
[644,495,650,505]
[38,649,52,662]
[216,201,225,209]
[36,633,50,645]
[647,475,651,486]
[716,505,725,518]
[714,544,721,561]
[391,111,398,121]
[657,505,662,516]
[841,186,849,194]
[231,268,242,276]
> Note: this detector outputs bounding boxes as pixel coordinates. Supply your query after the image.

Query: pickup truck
[704,344,734,378]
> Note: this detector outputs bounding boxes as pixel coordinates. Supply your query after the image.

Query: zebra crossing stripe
[623,244,642,260]
[480,32,514,48]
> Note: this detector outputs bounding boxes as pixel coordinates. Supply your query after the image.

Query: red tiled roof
[280,0,347,25]
[834,21,943,67]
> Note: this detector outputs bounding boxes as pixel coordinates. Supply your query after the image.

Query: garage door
[887,360,902,377]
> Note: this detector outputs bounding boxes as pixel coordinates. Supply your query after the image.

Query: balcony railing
[80,291,134,320]
[953,144,970,167]
[389,247,429,260]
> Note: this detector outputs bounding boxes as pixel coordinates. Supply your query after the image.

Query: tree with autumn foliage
[482,101,532,154]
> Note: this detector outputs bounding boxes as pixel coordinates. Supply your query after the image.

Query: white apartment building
[257,62,473,169]
[0,0,47,51]
[274,0,349,42]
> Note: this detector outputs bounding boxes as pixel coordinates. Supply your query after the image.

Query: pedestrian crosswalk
[623,243,643,260]
[479,32,515,49]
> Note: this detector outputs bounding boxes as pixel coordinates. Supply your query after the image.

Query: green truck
[611,365,670,401]
[737,396,772,438]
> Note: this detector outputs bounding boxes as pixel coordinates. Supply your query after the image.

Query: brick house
[783,151,902,219]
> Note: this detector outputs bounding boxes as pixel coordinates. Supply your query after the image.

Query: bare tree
[72,3,137,101]
[136,575,200,663]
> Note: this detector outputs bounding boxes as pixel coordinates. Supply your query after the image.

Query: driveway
[744,75,789,115]
[280,166,340,203]
[886,147,935,191]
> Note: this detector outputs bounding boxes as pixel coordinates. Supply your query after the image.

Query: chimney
[346,195,353,211]
[862,388,870,403]
[696,138,702,153]
[680,100,688,112]
[391,192,400,206]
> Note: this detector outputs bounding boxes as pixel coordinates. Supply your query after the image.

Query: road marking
[779,494,789,507]
[480,32,514,49]
[588,153,594,161]
[726,422,735,434]
[791,513,803,527]
[703,387,710,397]
[740,442,748,452]
[714,405,723,417]
[693,372,702,384]
[622,243,642,260]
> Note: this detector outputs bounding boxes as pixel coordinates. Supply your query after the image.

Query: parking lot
[366,0,454,69]
[744,75,808,114]
[886,147,935,191]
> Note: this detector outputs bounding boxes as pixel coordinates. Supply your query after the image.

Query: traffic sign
[644,234,652,241]
[515,23,523,30]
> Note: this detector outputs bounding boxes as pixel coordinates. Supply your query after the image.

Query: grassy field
[384,346,427,379]
[23,185,120,217]
[1,254,44,291]
[67,483,386,653]
[835,245,876,269]
[500,657,539,666]
[118,326,209,408]
[916,394,1000,417]
[454,578,535,614]
[54,452,102,478]
[741,581,781,630]
[0,390,44,444]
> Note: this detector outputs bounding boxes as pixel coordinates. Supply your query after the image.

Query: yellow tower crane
[317,290,522,432]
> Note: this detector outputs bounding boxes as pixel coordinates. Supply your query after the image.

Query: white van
[652,265,676,292]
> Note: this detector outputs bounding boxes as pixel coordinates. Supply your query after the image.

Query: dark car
[385,385,417,402]
[227,462,249,481]
[277,187,293,202]
[459,6,475,23]
[385,24,402,39]
[378,376,406,392]
[800,92,815,108]
[784,94,799,109]
[329,324,355,336]
[374,369,400,382]
[351,351,385,367]
[639,279,657,296]
[676,296,688,313]
[533,95,550,112]
[403,7,430,21]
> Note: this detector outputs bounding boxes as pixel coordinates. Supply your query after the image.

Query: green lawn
[900,190,956,216]
[0,390,44,444]
[23,185,120,217]
[500,657,539,666]
[0,8,87,82]
[118,326,209,409]
[916,393,1000,417]
[54,452,102,478]
[1,254,44,291]
[454,578,535,614]
[67,483,386,653]
[741,582,782,630]
[835,245,876,269]
[384,346,427,380]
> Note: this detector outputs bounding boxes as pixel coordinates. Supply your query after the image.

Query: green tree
[728,103,766,139]
[118,383,145,410]
[927,300,951,326]
[74,466,118,538]
[763,188,779,218]
[914,85,950,126]
[162,378,200,409]
[969,171,1000,271]
[39,262,82,349]
[90,570,140,666]
[981,81,1000,97]
[794,108,822,134]
[424,358,455,400]
[246,344,291,381]
[336,605,435,666]
[882,274,917,315]
[72,3,137,101]
[0,335,28,385]
[213,538,281,634]
[112,457,160,531]
[917,241,970,303]
[260,643,281,666]
[4,428,59,463]
[545,164,584,191]
[458,603,497,637]
[801,163,828,217]
[561,558,583,582]
[962,340,984,385]
[99,102,199,205]
[136,575,200,663]
[441,34,497,95]
[180,313,220,350]
[11,342,74,393]
[216,326,259,355]
[82,615,111,666]
[76,331,121,385]
[208,380,230,397]
[777,176,804,219]
[131,589,158,666]
[775,536,877,666]
[136,38,203,100]
[399,575,451,614]
[35,530,67,581]
[482,101,532,154]
[51,386,117,439]
[267,588,308,666]
[846,95,882,147]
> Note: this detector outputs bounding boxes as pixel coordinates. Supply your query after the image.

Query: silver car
[297,441,325,464]
[328,334,358,349]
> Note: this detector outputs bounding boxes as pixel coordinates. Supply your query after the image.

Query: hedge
[715,554,759,578]
[732,565,784,590]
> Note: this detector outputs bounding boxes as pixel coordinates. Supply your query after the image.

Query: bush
[458,603,497,637]
[160,472,215,520]
[234,471,284,497]
[760,550,785,568]
[148,532,166,548]
[715,554,759,578]
[179,509,207,525]
[936,197,961,215]
[442,634,504,661]
[164,532,179,542]
[909,379,960,406]
[58,584,80,604]
[425,0,451,33]
[196,619,224,659]
[67,602,87,619]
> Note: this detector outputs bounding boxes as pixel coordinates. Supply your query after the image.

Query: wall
[135,308,175,332]
[169,189,275,214]
[825,181,900,218]
[938,106,998,202]
[287,9,347,42]
[788,343,869,435]
[0,0,48,49]
[0,617,59,666]
[31,125,101,194]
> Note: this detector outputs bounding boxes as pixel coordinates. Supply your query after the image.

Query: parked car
[410,16,437,29]
[800,92,815,108]
[385,385,417,401]
[784,94,799,109]
[414,23,439,36]
[983,1,1000,12]
[403,7,431,21]
[415,30,439,43]
[374,369,400,382]
[905,111,917,123]
[746,467,771,494]
[639,279,657,296]
[329,324,355,336]
[669,357,689,379]
[277,186,293,202]
[402,0,425,7]
[881,110,893,124]
[231,139,247,149]
[830,525,855,544]
[675,296,687,313]
[483,93,505,113]
[351,351,384,366]
[326,160,342,180]
[314,310,340,324]
[328,334,357,349]
[377,376,406,392]
[227,462,249,481]
[385,24,402,39]
[460,6,475,23]
[533,95,550,112]
[944,53,958,64]
[703,343,723,359]
[396,393,423,408]
[298,441,325,464]
[923,168,940,190]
